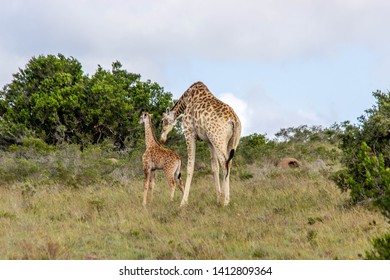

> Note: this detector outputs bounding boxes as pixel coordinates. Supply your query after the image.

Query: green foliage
[329,169,350,193]
[273,125,342,163]
[335,91,390,204]
[365,233,390,260]
[376,192,390,222]
[236,133,272,164]
[334,91,390,259]
[360,91,390,166]
[339,91,390,170]
[1,54,85,145]
[0,139,123,187]
[9,137,56,156]
[275,124,341,144]
[0,54,173,148]
[233,126,341,168]
[343,142,390,203]
[0,122,33,148]
[83,61,172,148]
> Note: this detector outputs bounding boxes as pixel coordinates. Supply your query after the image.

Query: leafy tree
[0,54,173,148]
[275,124,341,144]
[336,91,390,202]
[333,90,390,260]
[236,133,270,164]
[0,54,85,145]
[342,142,390,203]
[339,91,390,169]
[83,61,172,148]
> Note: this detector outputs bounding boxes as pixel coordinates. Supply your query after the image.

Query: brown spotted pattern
[160,82,241,206]
[139,112,184,207]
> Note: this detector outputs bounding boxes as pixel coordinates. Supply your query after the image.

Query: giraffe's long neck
[171,93,188,117]
[144,116,159,148]
[171,81,208,118]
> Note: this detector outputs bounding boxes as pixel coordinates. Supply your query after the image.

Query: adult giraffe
[160,82,241,207]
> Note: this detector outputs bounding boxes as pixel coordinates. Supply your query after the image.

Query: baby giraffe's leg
[149,170,156,204]
[143,168,150,207]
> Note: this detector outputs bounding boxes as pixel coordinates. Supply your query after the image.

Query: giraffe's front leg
[180,134,196,207]
[143,168,150,207]
[149,170,156,205]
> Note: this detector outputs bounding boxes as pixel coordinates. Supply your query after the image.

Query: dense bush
[0,137,128,187]
[332,90,390,260]
[365,233,390,260]
[335,91,390,203]
[0,54,173,148]
[333,142,389,204]
[236,133,271,164]
[275,124,341,144]
[339,91,389,170]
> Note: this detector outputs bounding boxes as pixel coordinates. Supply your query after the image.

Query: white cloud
[3,0,390,66]
[1,0,389,136]
[218,92,252,136]
[1,1,387,94]
[218,87,329,138]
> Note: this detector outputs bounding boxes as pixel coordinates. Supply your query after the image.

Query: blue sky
[1,0,390,137]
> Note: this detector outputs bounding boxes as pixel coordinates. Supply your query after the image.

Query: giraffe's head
[160,108,176,143]
[139,111,151,125]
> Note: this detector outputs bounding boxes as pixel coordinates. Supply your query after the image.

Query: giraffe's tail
[225,118,241,178]
[175,158,185,193]
[225,149,235,174]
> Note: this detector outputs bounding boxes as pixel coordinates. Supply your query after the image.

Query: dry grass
[0,163,388,260]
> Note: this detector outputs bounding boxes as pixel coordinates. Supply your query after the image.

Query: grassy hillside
[0,140,388,259]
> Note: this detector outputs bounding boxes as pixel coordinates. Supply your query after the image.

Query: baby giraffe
[139,112,184,206]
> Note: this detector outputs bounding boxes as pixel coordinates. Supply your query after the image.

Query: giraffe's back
[183,82,241,148]
[145,145,181,170]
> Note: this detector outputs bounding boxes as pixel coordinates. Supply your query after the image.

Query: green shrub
[335,90,390,260]
[0,54,173,147]
[10,137,55,157]
[344,142,390,203]
[365,233,390,260]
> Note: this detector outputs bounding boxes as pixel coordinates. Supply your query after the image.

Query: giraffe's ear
[166,107,171,115]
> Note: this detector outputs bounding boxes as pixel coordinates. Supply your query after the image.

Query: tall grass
[0,139,388,259]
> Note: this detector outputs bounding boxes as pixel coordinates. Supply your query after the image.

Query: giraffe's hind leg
[175,160,184,193]
[215,147,231,206]
[169,177,176,201]
[208,143,222,204]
